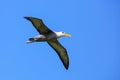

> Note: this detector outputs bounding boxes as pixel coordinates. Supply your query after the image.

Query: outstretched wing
[24,17,53,34]
[47,38,69,70]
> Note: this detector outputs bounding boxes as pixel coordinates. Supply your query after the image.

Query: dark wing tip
[24,16,30,20]
[65,62,69,70]
[24,16,28,18]
[24,16,34,19]
[64,51,69,70]
[24,16,42,21]
[24,17,32,21]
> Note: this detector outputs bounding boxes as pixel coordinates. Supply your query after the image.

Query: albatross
[24,17,71,70]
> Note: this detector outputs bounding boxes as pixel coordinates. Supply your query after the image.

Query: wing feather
[24,17,53,34]
[47,39,69,69]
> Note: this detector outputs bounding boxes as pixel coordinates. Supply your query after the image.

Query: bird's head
[56,32,71,38]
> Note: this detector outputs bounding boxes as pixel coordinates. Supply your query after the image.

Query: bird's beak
[64,33,71,37]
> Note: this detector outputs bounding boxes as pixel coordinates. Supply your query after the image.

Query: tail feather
[29,38,34,41]
[26,38,35,44]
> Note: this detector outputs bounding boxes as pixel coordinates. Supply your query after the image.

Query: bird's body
[26,32,67,43]
[24,17,71,70]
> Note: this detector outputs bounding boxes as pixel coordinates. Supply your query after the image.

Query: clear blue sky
[0,0,120,80]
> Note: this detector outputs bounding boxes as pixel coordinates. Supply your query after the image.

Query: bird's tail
[26,38,35,44]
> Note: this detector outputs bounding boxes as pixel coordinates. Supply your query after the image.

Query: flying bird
[24,17,71,70]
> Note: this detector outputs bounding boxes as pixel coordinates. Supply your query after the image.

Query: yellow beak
[64,33,71,37]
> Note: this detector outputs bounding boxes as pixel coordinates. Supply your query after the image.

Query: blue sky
[0,0,120,80]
